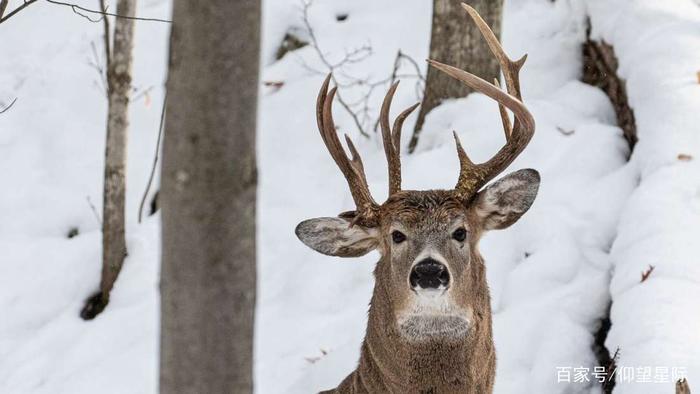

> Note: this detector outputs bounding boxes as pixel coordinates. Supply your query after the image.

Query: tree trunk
[81,0,136,320]
[408,0,502,153]
[159,1,259,393]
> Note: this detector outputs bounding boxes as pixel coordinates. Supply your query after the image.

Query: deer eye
[452,227,467,242]
[391,230,406,244]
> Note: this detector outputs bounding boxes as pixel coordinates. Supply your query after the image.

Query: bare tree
[159,0,259,392]
[81,0,137,320]
[408,0,503,152]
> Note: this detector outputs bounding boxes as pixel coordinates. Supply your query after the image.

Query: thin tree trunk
[408,0,502,153]
[81,0,136,320]
[159,1,259,392]
[0,0,9,20]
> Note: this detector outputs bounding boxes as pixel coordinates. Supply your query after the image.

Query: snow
[0,1,168,393]
[586,1,700,392]
[0,0,698,393]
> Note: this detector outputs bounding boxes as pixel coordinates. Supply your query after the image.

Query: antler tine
[393,102,421,157]
[317,74,379,222]
[493,78,512,140]
[427,4,535,199]
[344,134,370,188]
[380,81,420,196]
[452,131,482,193]
[461,3,525,100]
[380,82,402,196]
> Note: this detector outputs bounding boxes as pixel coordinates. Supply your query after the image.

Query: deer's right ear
[295,217,379,257]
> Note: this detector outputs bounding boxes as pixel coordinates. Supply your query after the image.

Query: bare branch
[640,264,655,282]
[45,0,170,23]
[372,50,425,132]
[0,0,169,25]
[138,92,166,223]
[0,0,38,24]
[130,85,154,102]
[556,126,575,136]
[88,40,109,96]
[86,196,102,226]
[0,97,17,114]
[299,0,369,137]
[296,0,424,139]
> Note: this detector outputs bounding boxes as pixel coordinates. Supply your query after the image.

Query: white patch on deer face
[397,305,473,342]
[412,247,449,270]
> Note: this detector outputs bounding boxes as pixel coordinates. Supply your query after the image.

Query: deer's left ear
[471,169,540,231]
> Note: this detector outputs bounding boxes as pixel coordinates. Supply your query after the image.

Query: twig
[0,0,38,24]
[45,0,171,23]
[131,85,154,102]
[0,0,170,25]
[556,126,575,136]
[372,50,425,132]
[300,0,369,137]
[88,40,109,96]
[138,93,166,223]
[86,196,102,226]
[640,265,655,282]
[68,4,104,22]
[0,97,17,114]
[99,0,111,75]
[297,0,424,138]
[371,49,402,132]
[398,51,426,83]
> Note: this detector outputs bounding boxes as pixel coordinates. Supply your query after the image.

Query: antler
[316,74,380,225]
[316,74,420,224]
[379,81,420,196]
[428,3,535,200]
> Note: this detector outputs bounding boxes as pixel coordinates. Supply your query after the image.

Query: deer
[295,4,539,393]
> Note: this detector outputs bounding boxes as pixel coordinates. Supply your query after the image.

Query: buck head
[296,5,538,343]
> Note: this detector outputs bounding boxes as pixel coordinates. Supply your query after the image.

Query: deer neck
[347,259,496,393]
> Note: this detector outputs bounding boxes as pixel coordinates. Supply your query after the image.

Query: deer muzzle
[410,258,450,290]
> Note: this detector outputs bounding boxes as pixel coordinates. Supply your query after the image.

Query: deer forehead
[379,190,469,231]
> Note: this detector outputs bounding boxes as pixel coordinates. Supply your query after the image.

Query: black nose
[410,258,450,289]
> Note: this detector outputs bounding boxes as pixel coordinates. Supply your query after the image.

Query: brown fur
[297,170,539,393]
[322,190,496,393]
[300,9,539,391]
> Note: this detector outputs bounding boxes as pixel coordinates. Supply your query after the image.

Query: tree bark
[0,0,9,20]
[81,0,136,320]
[582,29,637,152]
[160,1,259,393]
[408,0,503,153]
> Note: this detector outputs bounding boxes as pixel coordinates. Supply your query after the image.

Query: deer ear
[472,169,540,231]
[295,217,379,257]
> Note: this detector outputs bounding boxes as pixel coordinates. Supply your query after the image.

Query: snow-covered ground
[587,1,700,393]
[1,0,698,393]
